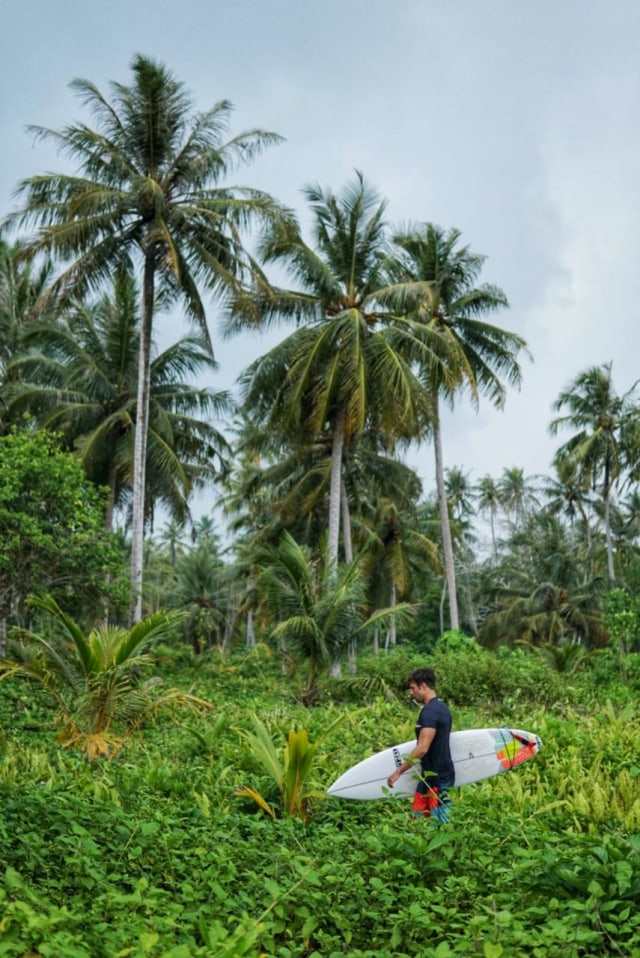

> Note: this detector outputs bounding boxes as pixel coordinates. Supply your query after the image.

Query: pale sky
[2,0,640,508]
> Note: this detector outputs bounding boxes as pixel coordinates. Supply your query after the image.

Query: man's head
[408,667,436,690]
[407,667,437,704]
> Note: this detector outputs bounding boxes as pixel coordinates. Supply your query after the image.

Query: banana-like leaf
[238,715,285,790]
[235,785,276,819]
[237,711,352,822]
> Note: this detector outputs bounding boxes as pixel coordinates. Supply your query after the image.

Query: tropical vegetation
[2,52,640,956]
[1,645,640,956]
[5,53,286,621]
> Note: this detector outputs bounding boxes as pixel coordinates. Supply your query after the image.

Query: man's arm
[387,726,435,788]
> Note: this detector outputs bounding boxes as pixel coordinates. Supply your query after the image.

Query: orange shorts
[411,785,451,822]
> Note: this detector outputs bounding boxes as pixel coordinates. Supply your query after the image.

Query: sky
[2,0,640,515]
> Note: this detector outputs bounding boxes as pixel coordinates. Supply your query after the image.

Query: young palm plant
[236,712,348,823]
[0,594,211,759]
[252,531,415,700]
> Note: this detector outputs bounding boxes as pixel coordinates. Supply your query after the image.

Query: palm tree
[252,531,413,702]
[359,496,441,650]
[445,466,475,531]
[444,466,480,632]
[549,363,639,581]
[388,223,528,629]
[478,510,605,649]
[497,467,540,533]
[158,519,188,568]
[541,455,594,572]
[6,272,232,532]
[235,173,437,578]
[476,475,501,555]
[0,238,54,404]
[169,540,227,652]
[5,54,285,620]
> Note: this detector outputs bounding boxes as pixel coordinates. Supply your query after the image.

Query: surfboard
[327,727,542,800]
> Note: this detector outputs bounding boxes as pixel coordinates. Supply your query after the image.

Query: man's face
[408,681,429,704]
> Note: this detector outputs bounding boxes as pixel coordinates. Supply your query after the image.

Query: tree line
[1,53,639,684]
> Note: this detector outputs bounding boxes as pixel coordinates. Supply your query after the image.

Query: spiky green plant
[534,641,602,674]
[236,713,347,823]
[0,594,212,759]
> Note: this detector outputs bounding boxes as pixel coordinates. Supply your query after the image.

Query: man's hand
[387,768,404,788]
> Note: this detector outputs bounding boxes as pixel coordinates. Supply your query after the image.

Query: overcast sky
[2,0,640,507]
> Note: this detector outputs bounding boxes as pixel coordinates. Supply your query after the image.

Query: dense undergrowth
[1,646,639,957]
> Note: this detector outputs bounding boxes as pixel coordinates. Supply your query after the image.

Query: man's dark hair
[408,667,436,689]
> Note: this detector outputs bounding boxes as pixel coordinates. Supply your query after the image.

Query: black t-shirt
[415,697,454,791]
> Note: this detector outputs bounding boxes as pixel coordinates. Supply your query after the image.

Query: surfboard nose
[510,728,542,753]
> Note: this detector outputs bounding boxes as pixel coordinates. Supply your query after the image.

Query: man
[386,667,454,821]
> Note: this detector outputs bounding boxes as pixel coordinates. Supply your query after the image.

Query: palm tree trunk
[341,478,357,674]
[341,479,353,564]
[384,581,397,650]
[246,608,256,647]
[439,579,446,635]
[129,254,155,623]
[603,485,615,581]
[433,403,459,630]
[327,409,346,575]
[328,410,346,677]
[105,459,117,533]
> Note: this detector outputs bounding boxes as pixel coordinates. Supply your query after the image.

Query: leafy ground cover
[1,648,639,957]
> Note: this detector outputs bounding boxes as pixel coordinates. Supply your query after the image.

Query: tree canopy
[0,428,127,631]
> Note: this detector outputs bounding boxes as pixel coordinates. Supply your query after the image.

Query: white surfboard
[327,727,542,800]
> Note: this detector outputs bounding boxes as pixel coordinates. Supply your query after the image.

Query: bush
[336,646,581,713]
[434,629,480,654]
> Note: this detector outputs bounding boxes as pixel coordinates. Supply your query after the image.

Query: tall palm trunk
[104,459,118,534]
[341,478,353,565]
[341,478,357,674]
[384,581,397,650]
[327,408,346,575]
[246,608,256,647]
[130,254,155,623]
[489,510,497,558]
[432,396,459,630]
[603,464,615,581]
[328,409,346,676]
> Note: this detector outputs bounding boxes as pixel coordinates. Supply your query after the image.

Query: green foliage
[342,646,574,711]
[0,595,211,758]
[169,540,228,652]
[253,532,415,702]
[603,587,640,653]
[435,629,480,654]
[0,653,639,956]
[531,640,602,673]
[0,427,127,622]
[236,712,348,823]
[401,579,443,650]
